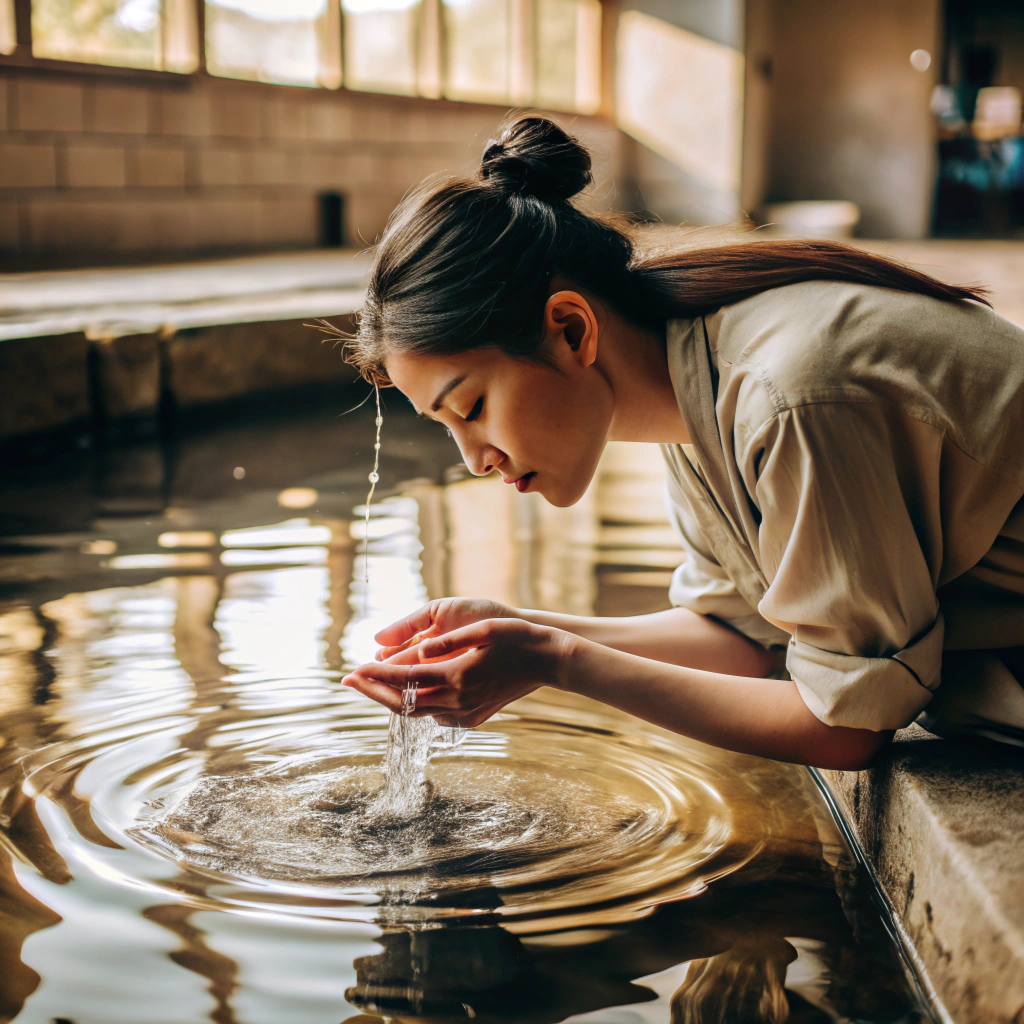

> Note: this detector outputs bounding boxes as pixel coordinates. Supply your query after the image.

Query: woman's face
[385,310,615,507]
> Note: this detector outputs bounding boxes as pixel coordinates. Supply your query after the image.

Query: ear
[542,290,599,368]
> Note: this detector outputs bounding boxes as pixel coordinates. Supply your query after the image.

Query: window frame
[0,0,204,79]
[0,0,604,114]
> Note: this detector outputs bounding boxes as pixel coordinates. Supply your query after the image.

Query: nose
[458,437,504,477]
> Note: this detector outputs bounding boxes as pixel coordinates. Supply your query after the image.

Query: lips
[514,472,536,493]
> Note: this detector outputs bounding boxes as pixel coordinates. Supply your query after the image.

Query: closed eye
[465,397,484,422]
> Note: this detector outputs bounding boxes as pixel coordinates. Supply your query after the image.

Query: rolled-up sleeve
[751,403,945,731]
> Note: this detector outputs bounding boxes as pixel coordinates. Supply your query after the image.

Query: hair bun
[480,116,592,202]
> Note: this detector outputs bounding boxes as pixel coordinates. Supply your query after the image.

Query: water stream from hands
[367,390,465,821]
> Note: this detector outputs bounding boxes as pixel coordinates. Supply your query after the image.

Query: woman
[341,116,1024,770]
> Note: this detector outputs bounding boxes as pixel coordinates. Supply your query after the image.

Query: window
[30,0,198,71]
[205,0,341,88]
[9,0,599,112]
[443,0,510,104]
[1,0,16,55]
[341,0,420,97]
[441,0,600,111]
[535,0,600,114]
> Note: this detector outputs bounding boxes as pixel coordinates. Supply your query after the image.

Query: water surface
[0,399,930,1023]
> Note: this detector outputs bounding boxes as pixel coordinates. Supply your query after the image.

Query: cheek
[497,369,611,472]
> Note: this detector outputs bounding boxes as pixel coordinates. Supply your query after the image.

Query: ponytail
[347,115,988,385]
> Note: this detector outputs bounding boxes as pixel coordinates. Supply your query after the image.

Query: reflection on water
[0,400,930,1023]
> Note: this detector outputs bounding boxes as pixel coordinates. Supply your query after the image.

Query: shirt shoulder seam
[735,390,1001,473]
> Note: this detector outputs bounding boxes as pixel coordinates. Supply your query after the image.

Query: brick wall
[0,69,621,266]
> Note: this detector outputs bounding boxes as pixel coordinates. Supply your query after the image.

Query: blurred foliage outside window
[18,0,599,112]
[205,0,341,88]
[31,0,198,71]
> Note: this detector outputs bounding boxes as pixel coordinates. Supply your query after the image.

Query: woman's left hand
[342,618,572,727]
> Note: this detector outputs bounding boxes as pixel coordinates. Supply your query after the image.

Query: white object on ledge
[764,201,862,240]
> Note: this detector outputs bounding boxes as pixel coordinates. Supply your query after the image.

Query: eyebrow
[430,375,467,412]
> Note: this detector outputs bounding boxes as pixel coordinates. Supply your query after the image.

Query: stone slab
[0,333,90,441]
[89,333,161,423]
[163,316,358,409]
[0,249,371,342]
[821,728,1024,1024]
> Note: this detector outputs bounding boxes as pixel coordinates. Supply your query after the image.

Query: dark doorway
[934,0,1024,236]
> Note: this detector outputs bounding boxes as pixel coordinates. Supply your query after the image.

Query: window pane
[205,0,339,88]
[32,0,163,69]
[30,0,197,70]
[342,0,419,96]
[534,0,575,110]
[443,0,509,104]
[535,0,600,113]
[1,0,17,55]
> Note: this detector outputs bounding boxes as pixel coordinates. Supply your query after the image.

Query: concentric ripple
[9,691,766,932]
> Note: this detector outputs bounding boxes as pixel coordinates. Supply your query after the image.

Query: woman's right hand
[373,598,516,660]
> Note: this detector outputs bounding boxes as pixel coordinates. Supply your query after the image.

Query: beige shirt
[661,280,1024,741]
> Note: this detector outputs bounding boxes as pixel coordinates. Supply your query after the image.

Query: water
[0,397,932,1023]
[367,388,465,821]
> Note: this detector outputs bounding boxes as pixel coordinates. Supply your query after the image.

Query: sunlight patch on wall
[616,11,744,196]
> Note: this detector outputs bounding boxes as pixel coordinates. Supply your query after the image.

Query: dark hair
[345,115,989,386]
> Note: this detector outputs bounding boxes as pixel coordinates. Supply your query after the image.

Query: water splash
[377,682,465,819]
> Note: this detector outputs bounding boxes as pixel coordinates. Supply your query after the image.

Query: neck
[599,313,690,444]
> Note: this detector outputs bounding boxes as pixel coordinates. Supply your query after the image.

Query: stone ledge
[90,332,161,424]
[0,333,91,440]
[819,727,1024,1024]
[0,249,370,342]
[164,317,358,409]
[0,251,368,443]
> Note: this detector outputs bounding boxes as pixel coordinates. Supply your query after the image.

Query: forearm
[558,634,890,770]
[516,605,781,677]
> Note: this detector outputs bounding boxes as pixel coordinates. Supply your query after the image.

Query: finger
[348,659,458,690]
[375,642,410,662]
[343,674,405,713]
[343,673,459,716]
[375,626,449,660]
[416,618,519,660]
[378,643,463,666]
[373,604,437,646]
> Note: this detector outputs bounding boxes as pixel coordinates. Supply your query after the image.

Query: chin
[536,476,592,508]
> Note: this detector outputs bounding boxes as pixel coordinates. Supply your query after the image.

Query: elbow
[810,728,894,772]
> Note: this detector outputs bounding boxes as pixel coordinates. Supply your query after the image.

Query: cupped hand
[373,597,515,661]
[344,618,572,728]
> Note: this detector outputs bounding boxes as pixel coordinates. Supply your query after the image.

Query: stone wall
[0,68,620,266]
